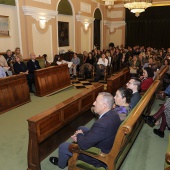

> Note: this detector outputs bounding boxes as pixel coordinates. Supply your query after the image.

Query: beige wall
[0,0,128,57]
[0,4,20,52]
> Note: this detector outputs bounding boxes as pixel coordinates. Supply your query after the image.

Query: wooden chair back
[68,80,160,170]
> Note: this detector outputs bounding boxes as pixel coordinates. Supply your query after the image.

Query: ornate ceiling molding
[33,0,51,4]
[22,6,57,22]
[76,12,95,24]
[104,20,126,32]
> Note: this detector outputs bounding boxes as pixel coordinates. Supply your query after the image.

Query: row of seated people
[49,67,169,169]
[51,50,127,81]
[50,45,170,82]
[129,53,170,90]
[49,78,141,169]
[0,51,41,93]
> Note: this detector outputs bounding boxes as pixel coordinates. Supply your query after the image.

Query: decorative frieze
[104,20,126,32]
[80,2,91,13]
[22,6,57,22]
[33,0,51,4]
[107,10,123,18]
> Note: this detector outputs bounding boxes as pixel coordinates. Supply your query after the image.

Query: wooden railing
[0,74,31,114]
[68,80,161,170]
[27,83,104,170]
[34,64,71,97]
[106,68,130,95]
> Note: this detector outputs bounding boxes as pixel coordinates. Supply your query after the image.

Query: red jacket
[141,77,153,92]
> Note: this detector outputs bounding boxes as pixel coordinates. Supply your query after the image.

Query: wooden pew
[155,65,168,85]
[165,135,170,170]
[34,64,71,97]
[68,80,161,170]
[0,74,31,114]
[27,83,104,170]
[106,68,130,95]
[22,56,46,69]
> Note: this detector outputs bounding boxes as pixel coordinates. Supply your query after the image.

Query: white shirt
[97,58,108,66]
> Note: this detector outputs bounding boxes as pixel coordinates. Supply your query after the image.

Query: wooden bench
[68,80,161,170]
[34,64,71,97]
[0,74,31,114]
[23,56,46,69]
[106,68,130,95]
[27,83,104,170]
[165,135,170,170]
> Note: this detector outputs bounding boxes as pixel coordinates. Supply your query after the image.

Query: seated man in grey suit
[126,77,141,109]
[49,92,121,169]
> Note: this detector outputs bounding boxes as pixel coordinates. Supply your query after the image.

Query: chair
[79,63,95,79]
[68,144,108,170]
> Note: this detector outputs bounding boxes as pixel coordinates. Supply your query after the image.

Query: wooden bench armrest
[69,143,106,158]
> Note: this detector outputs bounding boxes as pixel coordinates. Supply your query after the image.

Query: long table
[34,64,71,97]
[0,74,31,114]
[27,83,104,170]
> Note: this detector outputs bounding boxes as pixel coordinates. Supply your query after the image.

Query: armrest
[69,143,81,153]
[69,143,106,157]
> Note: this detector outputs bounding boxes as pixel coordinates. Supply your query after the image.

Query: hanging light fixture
[124,0,152,17]
[102,0,114,9]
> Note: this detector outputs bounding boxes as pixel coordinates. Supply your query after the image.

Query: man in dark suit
[49,92,121,169]
[27,53,41,75]
[126,77,141,109]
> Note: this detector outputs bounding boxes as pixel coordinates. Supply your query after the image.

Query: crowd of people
[1,44,170,169]
[0,47,41,93]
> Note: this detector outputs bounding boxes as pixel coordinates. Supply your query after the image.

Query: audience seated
[13,56,35,93]
[13,47,23,59]
[43,54,51,67]
[129,55,141,77]
[27,53,41,75]
[0,66,6,78]
[79,52,95,78]
[113,87,133,121]
[51,54,61,66]
[49,92,121,169]
[94,53,108,82]
[143,85,170,138]
[126,78,141,109]
[0,54,11,76]
[69,53,80,78]
[160,59,170,90]
[3,49,15,67]
[140,67,154,92]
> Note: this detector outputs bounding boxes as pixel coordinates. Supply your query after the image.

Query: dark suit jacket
[130,92,141,109]
[27,59,41,74]
[13,62,28,74]
[77,110,121,167]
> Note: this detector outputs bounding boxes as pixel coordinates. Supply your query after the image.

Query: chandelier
[124,0,152,17]
[102,0,114,9]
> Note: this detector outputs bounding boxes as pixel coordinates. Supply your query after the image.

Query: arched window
[58,0,72,15]
[94,8,102,50]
